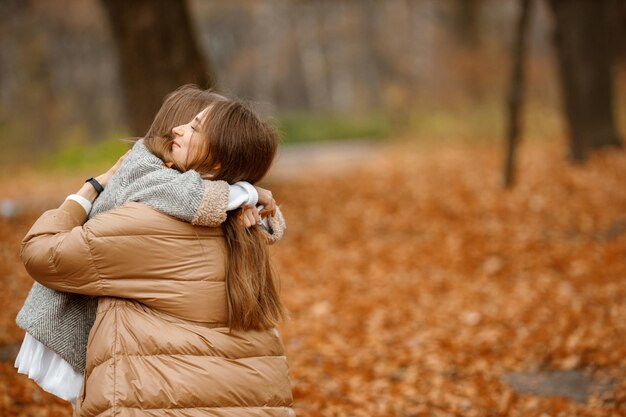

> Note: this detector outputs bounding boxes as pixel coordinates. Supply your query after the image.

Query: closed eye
[192,116,202,131]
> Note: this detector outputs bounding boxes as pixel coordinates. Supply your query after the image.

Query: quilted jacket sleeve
[20,201,227,306]
[20,200,102,296]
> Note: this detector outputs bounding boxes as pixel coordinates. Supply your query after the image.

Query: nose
[172,125,184,137]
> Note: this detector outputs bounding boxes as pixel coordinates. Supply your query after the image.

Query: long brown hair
[191,99,286,331]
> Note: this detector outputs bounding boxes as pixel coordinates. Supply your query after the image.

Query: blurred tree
[504,0,533,187]
[609,0,626,63]
[100,0,213,136]
[357,0,384,107]
[295,2,329,111]
[547,0,623,162]
[452,0,482,48]
[452,0,486,100]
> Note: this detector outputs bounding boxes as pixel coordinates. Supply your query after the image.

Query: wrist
[76,183,99,203]
[86,177,105,194]
[94,174,110,188]
[80,176,106,203]
[66,194,93,215]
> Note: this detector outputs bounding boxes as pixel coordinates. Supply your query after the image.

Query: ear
[200,163,221,180]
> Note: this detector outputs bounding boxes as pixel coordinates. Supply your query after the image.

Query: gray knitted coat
[16,140,286,372]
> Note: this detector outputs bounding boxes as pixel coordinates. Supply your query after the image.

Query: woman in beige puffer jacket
[20,97,294,417]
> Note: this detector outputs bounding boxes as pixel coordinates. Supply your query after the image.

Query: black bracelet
[85,177,104,195]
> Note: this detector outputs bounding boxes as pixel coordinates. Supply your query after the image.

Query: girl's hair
[144,84,226,163]
[146,85,286,331]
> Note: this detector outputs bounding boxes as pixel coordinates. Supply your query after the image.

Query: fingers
[242,208,253,228]
[259,208,275,218]
[259,198,277,218]
[255,186,273,206]
[241,205,261,228]
[254,186,277,218]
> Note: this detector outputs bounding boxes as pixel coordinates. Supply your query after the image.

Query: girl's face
[170,106,209,169]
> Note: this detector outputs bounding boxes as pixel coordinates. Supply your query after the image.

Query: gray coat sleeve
[122,168,229,226]
[92,140,229,227]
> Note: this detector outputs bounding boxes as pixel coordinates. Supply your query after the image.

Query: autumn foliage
[1,141,625,416]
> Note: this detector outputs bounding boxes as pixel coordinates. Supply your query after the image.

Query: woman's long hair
[185,99,286,331]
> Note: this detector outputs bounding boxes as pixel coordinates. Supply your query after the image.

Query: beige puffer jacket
[20,200,294,417]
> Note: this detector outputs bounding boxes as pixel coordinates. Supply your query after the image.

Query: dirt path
[269,139,383,180]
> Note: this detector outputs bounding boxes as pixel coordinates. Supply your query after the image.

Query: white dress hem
[14,332,83,405]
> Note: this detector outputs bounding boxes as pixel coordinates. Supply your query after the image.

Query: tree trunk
[295,3,329,111]
[453,0,482,48]
[504,0,533,188]
[608,0,626,63]
[100,0,213,136]
[547,0,623,163]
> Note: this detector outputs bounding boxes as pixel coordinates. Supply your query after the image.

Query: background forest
[1,0,625,416]
[1,0,623,161]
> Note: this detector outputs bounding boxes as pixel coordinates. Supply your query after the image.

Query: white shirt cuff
[65,194,92,215]
[227,181,258,210]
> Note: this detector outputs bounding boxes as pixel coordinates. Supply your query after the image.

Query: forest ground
[0,139,624,417]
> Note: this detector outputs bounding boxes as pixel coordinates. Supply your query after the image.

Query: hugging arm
[20,198,285,299]
[20,201,101,295]
[124,167,286,241]
[20,145,286,291]
[21,201,199,298]
[122,168,231,226]
[112,141,283,235]
[112,141,232,227]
